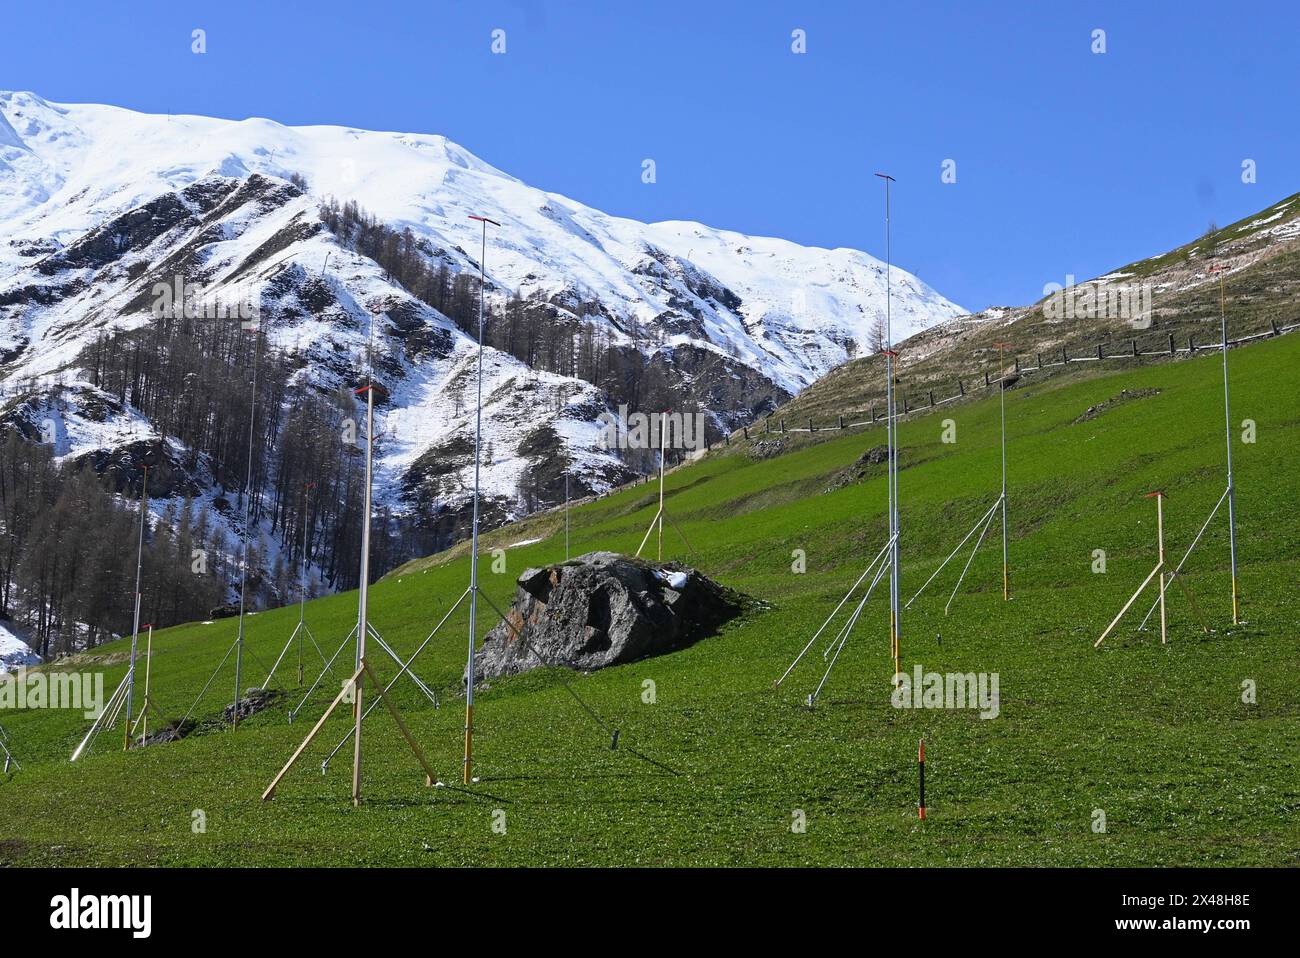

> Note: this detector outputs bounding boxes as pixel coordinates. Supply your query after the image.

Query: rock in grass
[138,722,190,747]
[825,443,891,492]
[221,687,279,723]
[473,551,743,680]
[1072,387,1161,424]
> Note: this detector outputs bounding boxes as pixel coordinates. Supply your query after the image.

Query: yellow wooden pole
[262,665,364,801]
[1155,492,1167,645]
[141,624,153,742]
[658,412,666,561]
[1094,562,1163,648]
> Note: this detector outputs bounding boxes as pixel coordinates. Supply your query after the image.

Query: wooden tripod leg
[1171,574,1212,634]
[635,507,663,558]
[147,696,169,732]
[128,696,167,742]
[1095,562,1163,648]
[263,665,364,801]
[664,511,696,562]
[361,661,437,787]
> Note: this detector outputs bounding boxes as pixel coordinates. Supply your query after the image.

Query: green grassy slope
[2,334,1297,866]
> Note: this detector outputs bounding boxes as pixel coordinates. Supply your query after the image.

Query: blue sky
[2,0,1296,310]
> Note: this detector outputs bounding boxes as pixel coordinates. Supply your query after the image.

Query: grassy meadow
[1,332,1297,866]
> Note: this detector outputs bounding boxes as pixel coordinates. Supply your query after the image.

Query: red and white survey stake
[918,738,927,820]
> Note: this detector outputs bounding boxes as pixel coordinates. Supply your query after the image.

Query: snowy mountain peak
[0,93,965,386]
[0,93,967,603]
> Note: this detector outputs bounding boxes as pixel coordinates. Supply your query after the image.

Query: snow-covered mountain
[0,91,965,589]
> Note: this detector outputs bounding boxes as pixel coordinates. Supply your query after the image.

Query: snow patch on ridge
[0,620,42,672]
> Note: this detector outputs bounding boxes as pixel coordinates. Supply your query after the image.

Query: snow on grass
[0,619,42,672]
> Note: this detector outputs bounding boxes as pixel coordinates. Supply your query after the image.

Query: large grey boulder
[473,551,743,680]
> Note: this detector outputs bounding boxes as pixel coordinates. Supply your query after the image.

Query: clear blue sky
[2,0,1296,310]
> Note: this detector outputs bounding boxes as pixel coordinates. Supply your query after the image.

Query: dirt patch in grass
[0,837,29,863]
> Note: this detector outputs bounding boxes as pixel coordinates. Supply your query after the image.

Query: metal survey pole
[876,172,900,676]
[232,331,262,729]
[918,738,926,820]
[658,412,667,561]
[123,465,148,749]
[298,481,314,684]
[996,342,1011,600]
[465,214,499,785]
[352,313,377,806]
[1216,270,1240,624]
[140,624,154,741]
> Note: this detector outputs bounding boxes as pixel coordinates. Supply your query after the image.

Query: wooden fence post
[1168,334,1175,355]
[838,415,844,429]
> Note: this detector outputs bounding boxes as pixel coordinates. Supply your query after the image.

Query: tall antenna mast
[774,172,905,704]
[996,341,1012,601]
[123,463,149,749]
[232,328,262,729]
[351,309,378,805]
[299,482,313,682]
[875,172,900,677]
[1218,268,1240,623]
[464,214,500,785]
